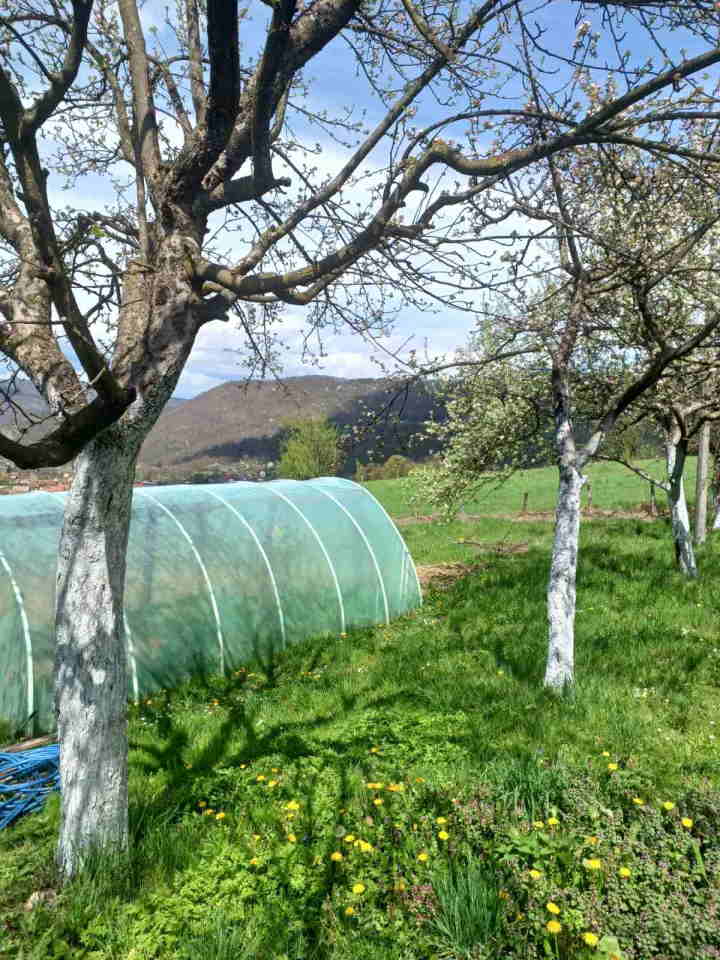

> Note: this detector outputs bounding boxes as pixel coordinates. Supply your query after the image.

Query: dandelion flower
[285,800,300,811]
[529,869,542,879]
[632,797,644,805]
[394,878,406,892]
[583,858,602,870]
[582,932,599,947]
[662,801,675,811]
[547,920,562,934]
[436,817,447,825]
[415,777,425,783]
[287,833,297,843]
[373,797,384,806]
[331,851,344,862]
[215,812,226,820]
[585,836,599,846]
[256,775,266,782]
[344,906,355,916]
[546,902,561,915]
[601,751,610,757]
[203,809,214,816]
[438,830,449,841]
[618,867,631,878]
[533,820,545,829]
[417,851,429,862]
[198,801,207,809]
[249,857,259,866]
[681,817,693,829]
[359,841,373,853]
[366,782,383,790]
[370,746,380,754]
[607,763,618,772]
[267,779,278,788]
[387,783,404,792]
[352,883,366,894]
[344,834,355,844]
[547,817,559,827]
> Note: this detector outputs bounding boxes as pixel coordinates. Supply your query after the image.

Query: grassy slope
[367,457,698,517]
[1,465,719,960]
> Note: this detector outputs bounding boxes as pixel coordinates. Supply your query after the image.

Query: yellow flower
[583,858,602,870]
[632,797,644,805]
[582,932,599,947]
[438,830,449,841]
[359,841,373,853]
[203,809,214,816]
[344,906,355,916]
[436,816,447,824]
[215,812,226,820]
[607,763,618,772]
[331,851,344,862]
[387,783,404,792]
[417,851,429,862]
[546,920,562,935]
[529,869,542,879]
[286,812,296,821]
[585,836,599,846]
[240,764,246,770]
[373,797,384,806]
[271,767,279,773]
[415,777,425,783]
[252,834,261,841]
[287,833,297,843]
[366,782,384,790]
[662,801,675,811]
[344,834,355,844]
[267,779,278,788]
[533,820,545,829]
[370,746,380,754]
[681,817,693,829]
[601,751,610,757]
[499,890,509,900]
[546,902,560,915]
[285,800,300,811]
[198,801,207,809]
[256,775,266,782]
[394,878,406,892]
[618,867,631,878]
[352,883,366,894]
[249,857,259,866]
[547,817,559,827]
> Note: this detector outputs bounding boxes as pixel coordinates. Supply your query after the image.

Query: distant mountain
[139,375,443,474]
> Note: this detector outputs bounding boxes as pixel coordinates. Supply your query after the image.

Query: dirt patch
[416,562,485,589]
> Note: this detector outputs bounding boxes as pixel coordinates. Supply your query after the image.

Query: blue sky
[33,0,720,397]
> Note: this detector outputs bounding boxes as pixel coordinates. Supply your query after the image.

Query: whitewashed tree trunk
[54,427,141,878]
[545,461,585,691]
[54,251,199,879]
[694,420,710,545]
[666,439,697,578]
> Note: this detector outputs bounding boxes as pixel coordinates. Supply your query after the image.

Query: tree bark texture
[545,462,584,691]
[666,439,698,578]
[54,427,140,879]
[695,420,710,545]
[55,245,199,878]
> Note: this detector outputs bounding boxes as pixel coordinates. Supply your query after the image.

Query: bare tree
[2,0,720,876]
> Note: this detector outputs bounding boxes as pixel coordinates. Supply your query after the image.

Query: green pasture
[0,464,719,960]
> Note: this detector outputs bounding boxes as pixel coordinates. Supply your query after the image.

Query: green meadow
[1,461,718,960]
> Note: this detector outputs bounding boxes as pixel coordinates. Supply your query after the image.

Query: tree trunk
[666,439,697,578]
[695,420,710,545]
[54,426,142,879]
[545,461,585,691]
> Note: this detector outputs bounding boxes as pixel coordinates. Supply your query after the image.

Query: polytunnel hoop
[0,549,33,727]
[262,485,346,635]
[304,483,390,626]
[348,481,423,602]
[206,490,287,647]
[137,491,226,675]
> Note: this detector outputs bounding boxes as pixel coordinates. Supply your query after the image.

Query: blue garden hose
[0,745,60,830]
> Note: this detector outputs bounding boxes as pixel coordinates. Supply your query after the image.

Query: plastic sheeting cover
[0,478,421,733]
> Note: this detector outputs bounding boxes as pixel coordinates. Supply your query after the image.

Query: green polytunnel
[0,477,421,735]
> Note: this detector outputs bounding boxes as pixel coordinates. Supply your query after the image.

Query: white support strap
[341,480,422,602]
[307,483,390,625]
[138,491,226,675]
[0,549,33,725]
[263,485,346,634]
[207,490,287,646]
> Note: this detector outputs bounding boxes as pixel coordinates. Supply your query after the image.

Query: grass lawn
[1,467,719,960]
